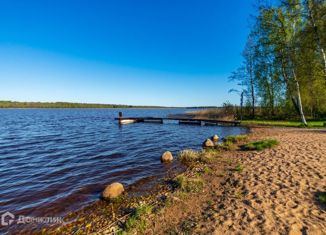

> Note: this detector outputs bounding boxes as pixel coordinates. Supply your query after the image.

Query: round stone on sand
[161,151,173,162]
[203,139,215,148]
[212,135,219,142]
[102,182,124,200]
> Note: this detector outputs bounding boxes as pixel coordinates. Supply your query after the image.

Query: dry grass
[174,174,204,193]
[189,108,235,121]
[178,149,219,166]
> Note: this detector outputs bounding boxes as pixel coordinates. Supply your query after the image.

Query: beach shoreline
[6,126,326,234]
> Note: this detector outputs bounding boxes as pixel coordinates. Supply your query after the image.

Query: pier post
[118,112,123,125]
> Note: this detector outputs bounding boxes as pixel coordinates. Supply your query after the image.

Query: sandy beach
[14,127,325,234]
[145,127,326,234]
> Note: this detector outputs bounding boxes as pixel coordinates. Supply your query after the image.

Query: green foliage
[241,139,279,151]
[230,0,326,121]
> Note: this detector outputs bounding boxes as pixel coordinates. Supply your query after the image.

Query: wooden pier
[115,112,241,126]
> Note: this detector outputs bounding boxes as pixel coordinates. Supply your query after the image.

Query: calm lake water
[0,108,247,219]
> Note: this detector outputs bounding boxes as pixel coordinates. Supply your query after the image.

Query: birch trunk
[249,55,255,118]
[292,69,308,126]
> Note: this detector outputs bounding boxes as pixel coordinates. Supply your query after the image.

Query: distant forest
[0,101,167,109]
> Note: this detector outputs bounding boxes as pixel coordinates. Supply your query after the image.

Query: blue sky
[0,0,255,106]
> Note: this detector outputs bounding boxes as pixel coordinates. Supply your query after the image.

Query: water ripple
[0,108,248,219]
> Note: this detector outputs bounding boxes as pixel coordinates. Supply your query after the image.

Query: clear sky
[0,0,255,107]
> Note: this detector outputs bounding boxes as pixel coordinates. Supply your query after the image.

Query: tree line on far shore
[0,101,165,109]
[230,0,326,125]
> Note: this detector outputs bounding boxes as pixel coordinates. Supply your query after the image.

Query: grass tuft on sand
[223,134,248,143]
[202,166,213,175]
[215,141,236,151]
[241,139,279,151]
[119,204,153,234]
[174,174,204,193]
[178,149,200,163]
[318,192,326,205]
[178,149,219,166]
[234,164,244,172]
[214,134,248,151]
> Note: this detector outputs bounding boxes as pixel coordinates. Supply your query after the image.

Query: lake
[0,108,247,219]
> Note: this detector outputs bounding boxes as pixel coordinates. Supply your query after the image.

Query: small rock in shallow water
[101,182,124,200]
[202,139,215,148]
[161,151,173,162]
[211,134,219,142]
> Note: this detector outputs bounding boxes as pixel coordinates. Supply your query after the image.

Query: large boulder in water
[102,182,124,200]
[161,151,173,162]
[202,139,215,148]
